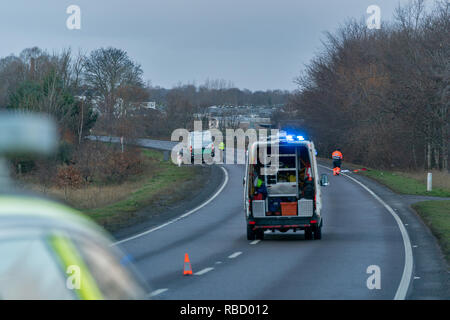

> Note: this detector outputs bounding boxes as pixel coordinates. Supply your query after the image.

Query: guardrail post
[427,172,432,192]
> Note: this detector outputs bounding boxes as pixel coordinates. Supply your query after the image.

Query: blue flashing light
[284,133,307,142]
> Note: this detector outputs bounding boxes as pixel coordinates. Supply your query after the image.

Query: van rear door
[309,142,321,216]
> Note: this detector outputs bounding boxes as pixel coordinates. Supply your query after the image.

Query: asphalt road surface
[90,136,447,299]
[116,163,412,300]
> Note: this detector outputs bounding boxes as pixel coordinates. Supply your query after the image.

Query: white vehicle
[244,132,329,240]
[188,130,215,162]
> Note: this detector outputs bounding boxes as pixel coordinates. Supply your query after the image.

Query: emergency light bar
[285,134,306,142]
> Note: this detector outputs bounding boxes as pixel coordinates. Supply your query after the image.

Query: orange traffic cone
[183,253,193,275]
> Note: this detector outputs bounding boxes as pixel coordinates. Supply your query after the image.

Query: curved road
[117,163,409,300]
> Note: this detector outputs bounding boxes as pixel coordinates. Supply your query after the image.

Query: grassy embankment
[85,149,199,229]
[411,200,450,263]
[24,148,200,231]
[361,169,450,197]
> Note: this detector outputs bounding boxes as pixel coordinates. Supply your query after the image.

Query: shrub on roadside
[74,141,144,184]
[56,165,84,200]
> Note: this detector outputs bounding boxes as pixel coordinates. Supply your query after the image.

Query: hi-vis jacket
[332,151,343,160]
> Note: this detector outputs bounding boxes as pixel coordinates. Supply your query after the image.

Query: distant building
[143,101,156,110]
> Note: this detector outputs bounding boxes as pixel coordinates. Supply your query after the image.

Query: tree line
[0,46,149,186]
[0,45,291,186]
[282,0,449,171]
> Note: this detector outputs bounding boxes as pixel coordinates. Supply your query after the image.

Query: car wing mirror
[320,174,329,186]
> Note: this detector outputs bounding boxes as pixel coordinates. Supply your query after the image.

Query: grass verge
[84,149,200,229]
[412,200,450,264]
[360,169,450,197]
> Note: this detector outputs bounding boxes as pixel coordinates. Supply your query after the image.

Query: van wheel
[304,228,313,240]
[256,229,264,240]
[313,225,322,240]
[247,225,256,240]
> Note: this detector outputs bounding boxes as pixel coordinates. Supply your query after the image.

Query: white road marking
[250,240,260,245]
[228,251,242,259]
[414,277,421,280]
[215,261,222,264]
[319,164,413,300]
[148,288,168,298]
[113,166,229,245]
[195,267,214,275]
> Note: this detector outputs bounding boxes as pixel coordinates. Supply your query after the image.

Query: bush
[104,149,144,183]
[74,141,144,184]
[56,165,84,200]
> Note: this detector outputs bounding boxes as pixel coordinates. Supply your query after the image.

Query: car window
[190,132,212,147]
[0,238,74,300]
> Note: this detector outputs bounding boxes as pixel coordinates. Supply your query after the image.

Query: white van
[188,130,215,162]
[244,133,329,240]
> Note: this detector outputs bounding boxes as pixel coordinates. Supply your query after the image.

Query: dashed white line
[194,267,214,275]
[228,251,242,259]
[250,240,260,245]
[148,288,168,298]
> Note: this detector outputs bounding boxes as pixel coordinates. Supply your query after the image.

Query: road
[116,163,410,300]
[87,135,177,151]
[90,135,447,299]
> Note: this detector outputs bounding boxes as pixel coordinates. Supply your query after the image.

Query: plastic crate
[281,202,297,216]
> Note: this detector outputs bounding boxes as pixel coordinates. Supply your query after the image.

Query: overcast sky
[0,0,415,91]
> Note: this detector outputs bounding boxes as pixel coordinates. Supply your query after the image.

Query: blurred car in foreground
[0,112,148,299]
[0,193,148,299]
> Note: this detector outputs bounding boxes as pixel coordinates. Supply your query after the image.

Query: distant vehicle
[243,132,329,240]
[188,130,215,163]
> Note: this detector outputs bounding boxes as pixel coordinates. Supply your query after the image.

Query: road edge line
[112,166,229,245]
[319,164,413,300]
